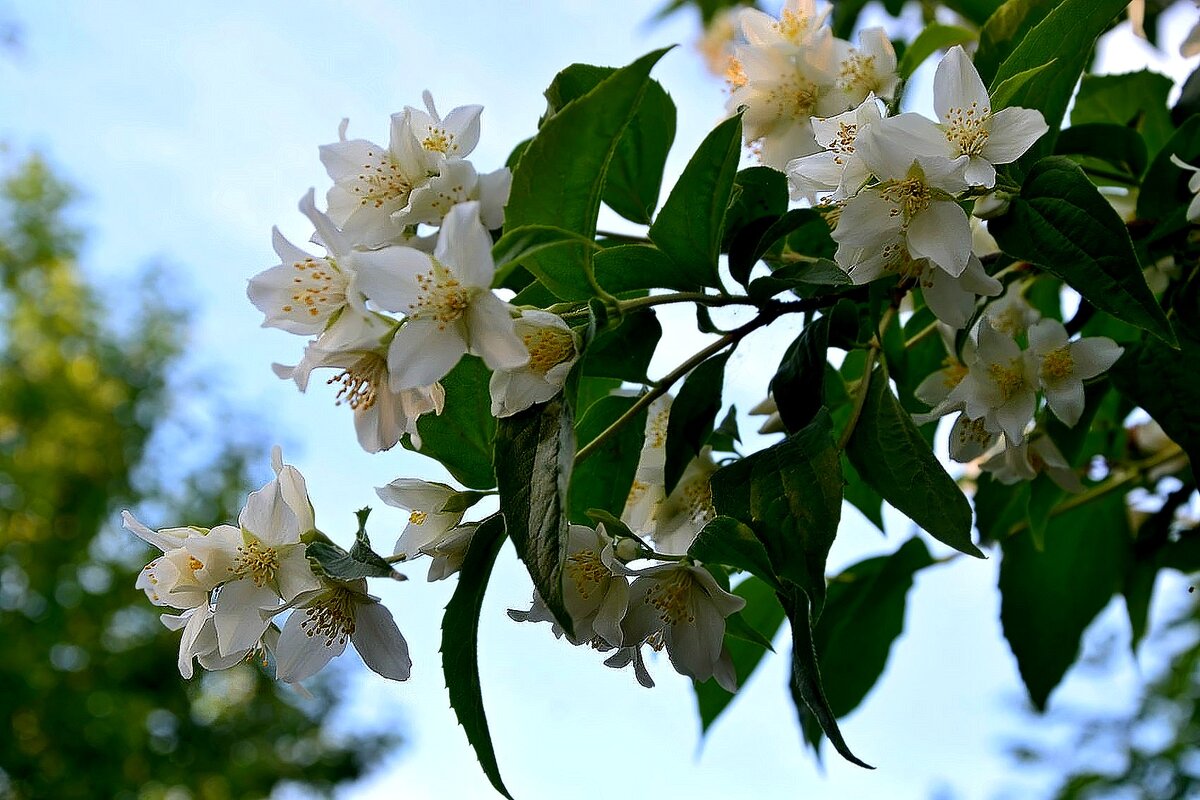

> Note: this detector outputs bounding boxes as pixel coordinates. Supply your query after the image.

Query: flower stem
[575,311,781,465]
[616,292,762,314]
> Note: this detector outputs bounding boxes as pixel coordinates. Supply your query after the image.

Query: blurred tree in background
[0,156,399,800]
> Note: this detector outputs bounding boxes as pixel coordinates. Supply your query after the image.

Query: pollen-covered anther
[422,127,455,155]
[774,8,812,42]
[411,268,473,329]
[301,587,357,647]
[944,101,991,157]
[521,327,575,376]
[725,58,747,90]
[988,360,1028,401]
[941,357,968,390]
[565,548,607,600]
[645,570,696,626]
[1040,346,1074,382]
[409,510,428,526]
[881,177,932,220]
[831,122,858,155]
[328,353,387,411]
[231,540,280,588]
[838,53,879,93]
[352,153,414,208]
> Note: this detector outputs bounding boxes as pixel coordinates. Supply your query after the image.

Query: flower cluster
[915,289,1123,488]
[785,45,1048,330]
[250,95,580,455]
[123,448,411,684]
[725,0,899,169]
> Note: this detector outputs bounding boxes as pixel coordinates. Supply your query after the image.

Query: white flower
[920,254,1003,330]
[1170,154,1200,223]
[186,448,322,655]
[736,0,831,50]
[748,395,785,435]
[600,643,656,688]
[623,563,744,691]
[835,119,972,277]
[786,95,883,201]
[879,46,1047,188]
[651,447,719,556]
[622,395,672,536]
[318,114,436,248]
[356,201,529,390]
[982,434,1083,492]
[248,190,368,336]
[985,281,1041,337]
[422,523,477,582]
[727,36,842,168]
[489,310,579,418]
[942,319,1038,444]
[275,578,412,684]
[405,91,483,161]
[1027,319,1124,427]
[123,512,215,610]
[376,478,466,558]
[395,157,511,232]
[561,524,630,647]
[160,605,255,679]
[698,6,741,78]
[272,314,444,452]
[833,28,898,106]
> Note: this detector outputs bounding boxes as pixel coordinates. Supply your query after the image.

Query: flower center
[351,150,415,209]
[725,58,748,91]
[838,53,879,94]
[680,476,716,529]
[953,415,993,451]
[829,121,858,156]
[328,352,388,411]
[943,101,991,157]
[879,239,927,281]
[280,257,341,320]
[987,360,1027,402]
[880,176,932,221]
[644,569,696,626]
[775,9,814,43]
[1040,346,1074,382]
[187,556,204,574]
[941,357,968,390]
[410,264,475,328]
[565,548,607,601]
[521,327,575,376]
[301,587,357,647]
[231,539,280,588]
[421,127,455,155]
[409,510,428,526]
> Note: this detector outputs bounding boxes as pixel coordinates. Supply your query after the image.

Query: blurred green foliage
[0,156,398,800]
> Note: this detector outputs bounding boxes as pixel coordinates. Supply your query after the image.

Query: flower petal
[275,608,345,683]
[435,201,495,289]
[1069,337,1124,379]
[387,318,468,391]
[353,247,433,314]
[352,601,413,681]
[933,46,989,124]
[466,292,529,371]
[983,107,1049,165]
[908,201,971,277]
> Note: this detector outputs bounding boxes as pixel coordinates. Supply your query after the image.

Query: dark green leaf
[988,0,1129,155]
[494,398,576,638]
[439,491,493,515]
[999,494,1131,710]
[1173,64,1200,126]
[845,364,981,557]
[782,587,873,768]
[579,310,661,383]
[800,538,935,746]
[711,411,843,613]
[898,24,976,80]
[543,63,676,225]
[974,0,1057,87]
[694,576,787,732]
[990,157,1174,344]
[441,514,513,800]
[408,358,496,490]
[569,395,646,525]
[506,48,670,300]
[584,507,638,542]
[784,208,837,260]
[723,167,789,285]
[708,404,741,453]
[649,114,742,290]
[1071,70,1175,162]
[725,610,776,651]
[1138,115,1200,225]
[942,0,1005,25]
[842,456,885,533]
[664,351,730,493]
[592,243,685,293]
[1110,331,1200,472]
[490,224,602,289]
[1054,124,1148,179]
[747,258,851,302]
[688,515,781,590]
[771,303,856,433]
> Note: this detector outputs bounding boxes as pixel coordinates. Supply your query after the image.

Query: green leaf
[711,411,843,613]
[579,310,661,383]
[723,167,790,285]
[747,258,851,302]
[898,23,976,80]
[782,587,873,769]
[974,0,1057,87]
[725,610,776,651]
[688,515,781,590]
[693,576,787,732]
[664,351,730,493]
[569,395,646,525]
[990,156,1174,344]
[770,302,856,433]
[490,224,603,289]
[441,514,513,800]
[845,364,981,557]
[1054,124,1148,179]
[506,48,670,300]
[494,398,576,638]
[1138,115,1200,225]
[708,404,741,453]
[592,243,684,293]
[1071,70,1175,162]
[408,358,496,490]
[988,61,1054,112]
[439,490,493,515]
[307,510,405,581]
[543,63,676,225]
[800,538,935,747]
[842,456,885,533]
[988,0,1129,154]
[731,208,834,282]
[942,0,1005,26]
[784,208,837,260]
[999,494,1131,710]
[1110,330,1200,472]
[648,114,742,291]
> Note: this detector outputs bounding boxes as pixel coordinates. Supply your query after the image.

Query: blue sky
[4,2,1198,798]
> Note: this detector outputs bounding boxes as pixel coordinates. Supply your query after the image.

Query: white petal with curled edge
[984,107,1049,165]
[963,157,997,188]
[377,477,456,511]
[1028,318,1069,354]
[271,446,315,534]
[1070,337,1123,379]
[214,579,280,656]
[908,201,971,277]
[387,317,468,391]
[467,293,529,371]
[275,608,346,684]
[714,645,738,693]
[239,478,299,547]
[995,392,1036,445]
[1044,379,1085,428]
[435,201,495,290]
[933,45,988,125]
[922,268,974,329]
[121,511,190,553]
[438,103,484,158]
[352,601,412,681]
